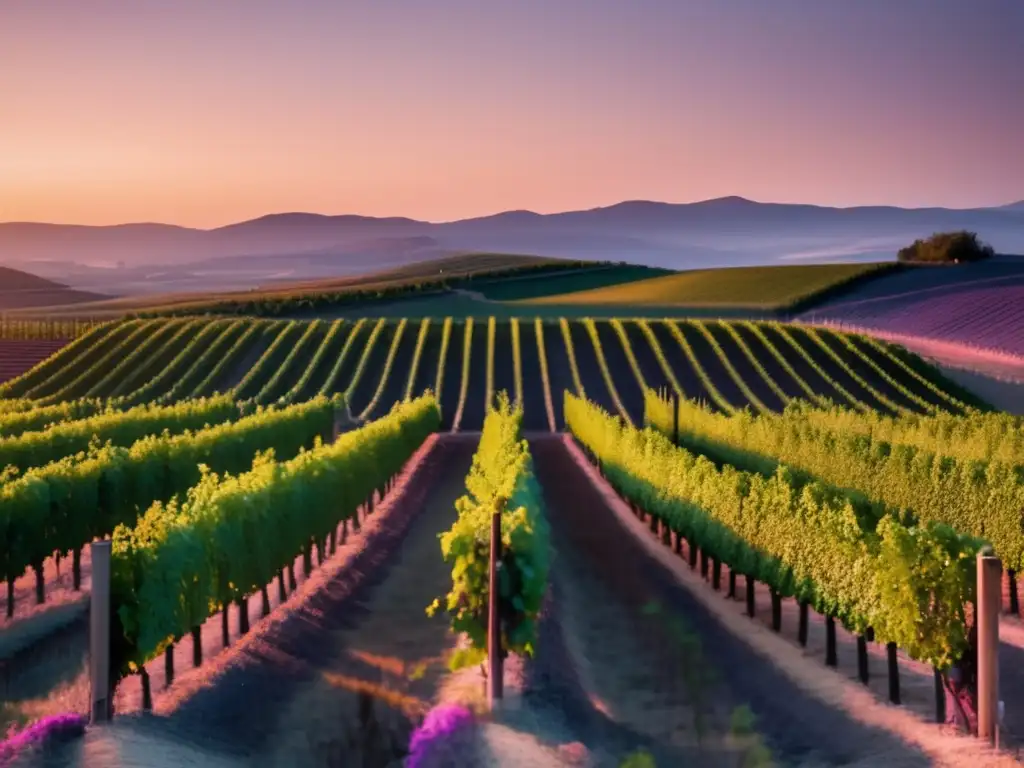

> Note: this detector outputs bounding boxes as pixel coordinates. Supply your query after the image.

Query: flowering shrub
[406,704,476,768]
[0,713,87,764]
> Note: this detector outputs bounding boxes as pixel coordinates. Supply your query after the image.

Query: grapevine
[558,318,585,397]
[609,319,649,392]
[582,319,631,425]
[533,318,557,432]
[690,320,768,412]
[357,318,409,420]
[451,319,474,432]
[109,395,440,673]
[123,320,233,406]
[510,318,524,408]
[319,318,368,396]
[434,317,453,406]
[663,321,736,412]
[404,318,432,401]
[568,391,982,670]
[634,320,685,398]
[429,392,549,668]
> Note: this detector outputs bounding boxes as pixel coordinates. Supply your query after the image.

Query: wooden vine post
[886,643,900,704]
[488,501,504,709]
[977,550,1001,745]
[89,540,112,724]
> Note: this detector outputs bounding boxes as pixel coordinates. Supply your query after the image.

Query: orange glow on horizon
[1,2,1020,228]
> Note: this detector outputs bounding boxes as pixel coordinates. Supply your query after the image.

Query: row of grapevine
[510,319,524,407]
[12,321,143,402]
[0,318,101,341]
[644,390,1024,571]
[429,392,550,667]
[0,324,114,399]
[255,320,325,404]
[283,320,346,404]
[357,318,409,420]
[122,320,233,406]
[797,406,1024,464]
[865,336,980,411]
[102,320,201,401]
[37,321,159,405]
[319,319,367,396]
[452,319,474,431]
[609,319,649,394]
[826,331,938,413]
[0,396,240,475]
[582,318,631,424]
[664,321,736,412]
[404,319,432,401]
[186,320,267,399]
[769,325,868,412]
[635,320,684,398]
[109,395,440,678]
[2,398,338,616]
[558,318,585,397]
[533,319,557,432]
[0,399,109,439]
[740,322,825,405]
[0,400,34,415]
[798,326,905,414]
[342,319,386,400]
[233,322,300,400]
[485,316,496,409]
[692,320,770,412]
[567,392,981,669]
[719,322,792,407]
[434,318,453,406]
[96,320,195,401]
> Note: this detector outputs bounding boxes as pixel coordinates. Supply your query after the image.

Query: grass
[520,263,898,311]
[473,264,672,301]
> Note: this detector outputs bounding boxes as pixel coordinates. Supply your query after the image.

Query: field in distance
[7,256,900,321]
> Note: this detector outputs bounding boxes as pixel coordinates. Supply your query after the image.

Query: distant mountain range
[2,197,1023,295]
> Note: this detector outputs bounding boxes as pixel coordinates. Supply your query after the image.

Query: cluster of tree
[897,231,994,264]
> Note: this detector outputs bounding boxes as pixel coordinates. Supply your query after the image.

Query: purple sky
[2,0,1022,227]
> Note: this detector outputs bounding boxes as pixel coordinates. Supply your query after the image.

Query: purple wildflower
[406,704,475,767]
[0,713,87,765]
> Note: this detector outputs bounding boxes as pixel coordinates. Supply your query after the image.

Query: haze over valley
[4,197,1024,296]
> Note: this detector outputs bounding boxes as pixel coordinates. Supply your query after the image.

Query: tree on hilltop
[897,231,994,264]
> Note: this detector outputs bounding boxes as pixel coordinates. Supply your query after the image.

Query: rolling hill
[799,255,1024,381]
[0,266,108,310]
[4,197,1024,296]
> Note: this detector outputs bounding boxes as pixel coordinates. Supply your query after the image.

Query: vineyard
[800,256,1024,358]
[2,311,1023,766]
[0,315,983,435]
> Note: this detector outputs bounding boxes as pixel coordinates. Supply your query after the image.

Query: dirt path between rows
[44,435,476,767]
[254,439,473,767]
[1,552,91,662]
[530,436,1021,768]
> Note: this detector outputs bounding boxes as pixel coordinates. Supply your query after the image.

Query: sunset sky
[2,0,1022,228]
